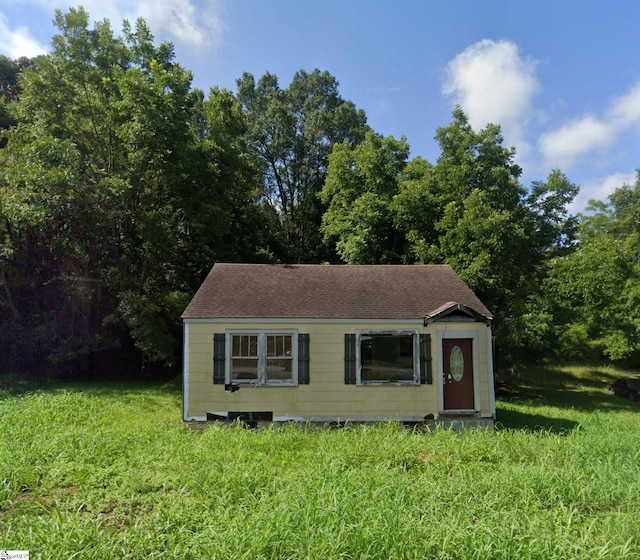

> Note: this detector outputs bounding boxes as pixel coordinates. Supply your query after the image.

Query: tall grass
[1,365,639,559]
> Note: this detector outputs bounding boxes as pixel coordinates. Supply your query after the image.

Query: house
[181,263,495,426]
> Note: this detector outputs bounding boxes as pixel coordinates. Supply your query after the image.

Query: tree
[0,55,35,136]
[390,156,440,263]
[0,8,255,376]
[320,131,410,263]
[424,111,579,368]
[237,69,369,262]
[321,107,579,371]
[546,171,640,361]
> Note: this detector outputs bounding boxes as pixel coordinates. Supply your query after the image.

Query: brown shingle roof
[181,263,492,321]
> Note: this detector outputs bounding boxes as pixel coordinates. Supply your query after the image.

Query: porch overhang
[423,301,492,326]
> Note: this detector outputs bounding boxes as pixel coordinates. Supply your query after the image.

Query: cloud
[570,171,637,213]
[540,79,640,169]
[609,80,640,126]
[0,13,48,58]
[13,0,225,51]
[539,116,616,169]
[133,0,226,50]
[443,39,540,148]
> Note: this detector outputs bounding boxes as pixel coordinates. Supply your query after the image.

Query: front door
[442,338,474,410]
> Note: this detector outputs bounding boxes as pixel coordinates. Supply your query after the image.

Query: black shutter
[344,333,357,384]
[420,333,433,384]
[298,333,310,384]
[213,333,226,384]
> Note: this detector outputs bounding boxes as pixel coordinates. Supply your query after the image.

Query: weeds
[0,368,639,559]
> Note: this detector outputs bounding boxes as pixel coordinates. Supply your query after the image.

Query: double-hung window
[228,331,297,385]
[230,334,259,381]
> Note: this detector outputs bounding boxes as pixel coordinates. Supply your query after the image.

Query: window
[344,330,433,385]
[360,332,416,383]
[228,331,297,385]
[266,334,293,381]
[344,330,423,385]
[231,334,259,381]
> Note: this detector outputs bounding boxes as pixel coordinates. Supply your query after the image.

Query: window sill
[230,381,299,387]
[358,381,420,386]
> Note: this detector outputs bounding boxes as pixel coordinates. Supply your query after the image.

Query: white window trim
[226,329,299,386]
[355,329,420,385]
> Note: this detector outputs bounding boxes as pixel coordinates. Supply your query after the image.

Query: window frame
[226,329,299,386]
[355,329,420,385]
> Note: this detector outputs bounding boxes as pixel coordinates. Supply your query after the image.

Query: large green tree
[320,131,410,263]
[430,113,578,363]
[321,108,579,371]
[0,8,255,375]
[236,69,369,262]
[545,172,640,361]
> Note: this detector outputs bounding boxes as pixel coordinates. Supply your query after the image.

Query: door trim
[436,328,481,413]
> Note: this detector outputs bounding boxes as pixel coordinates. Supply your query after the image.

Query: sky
[2,0,640,212]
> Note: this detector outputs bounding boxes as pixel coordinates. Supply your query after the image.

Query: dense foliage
[236,69,368,262]
[0,8,638,379]
[0,9,263,376]
[544,172,640,362]
[320,109,580,369]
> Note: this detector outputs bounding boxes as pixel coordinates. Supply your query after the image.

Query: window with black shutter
[344,330,430,385]
[420,333,433,384]
[344,333,357,384]
[213,333,226,384]
[298,333,310,384]
[216,331,307,386]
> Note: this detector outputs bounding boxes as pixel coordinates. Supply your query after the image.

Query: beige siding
[184,319,493,421]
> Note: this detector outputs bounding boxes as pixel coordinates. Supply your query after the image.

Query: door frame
[436,328,481,413]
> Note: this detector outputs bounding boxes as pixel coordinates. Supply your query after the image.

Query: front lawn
[1,364,639,559]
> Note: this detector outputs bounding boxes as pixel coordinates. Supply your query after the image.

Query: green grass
[1,365,640,559]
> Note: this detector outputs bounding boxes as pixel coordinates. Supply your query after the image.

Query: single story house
[181,263,495,426]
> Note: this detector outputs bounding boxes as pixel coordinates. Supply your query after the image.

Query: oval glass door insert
[450,345,464,382]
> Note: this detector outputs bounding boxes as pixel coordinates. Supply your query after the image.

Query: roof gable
[182,263,492,322]
[423,302,492,325]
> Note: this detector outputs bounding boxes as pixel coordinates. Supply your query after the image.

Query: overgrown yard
[1,365,640,559]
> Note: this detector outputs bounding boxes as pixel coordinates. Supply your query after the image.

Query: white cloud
[540,78,640,170]
[570,171,637,213]
[123,0,226,50]
[0,13,48,58]
[609,80,640,126]
[141,0,223,49]
[443,39,540,148]
[13,0,225,50]
[539,116,616,169]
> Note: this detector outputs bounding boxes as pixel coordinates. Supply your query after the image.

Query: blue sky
[2,0,640,212]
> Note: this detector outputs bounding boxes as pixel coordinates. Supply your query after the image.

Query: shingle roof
[182,263,492,322]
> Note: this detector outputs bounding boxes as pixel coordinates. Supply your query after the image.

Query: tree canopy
[237,69,369,262]
[1,7,638,380]
[320,108,580,368]
[0,8,259,375]
[545,172,640,361]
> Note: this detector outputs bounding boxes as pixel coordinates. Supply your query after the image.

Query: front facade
[182,264,495,426]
